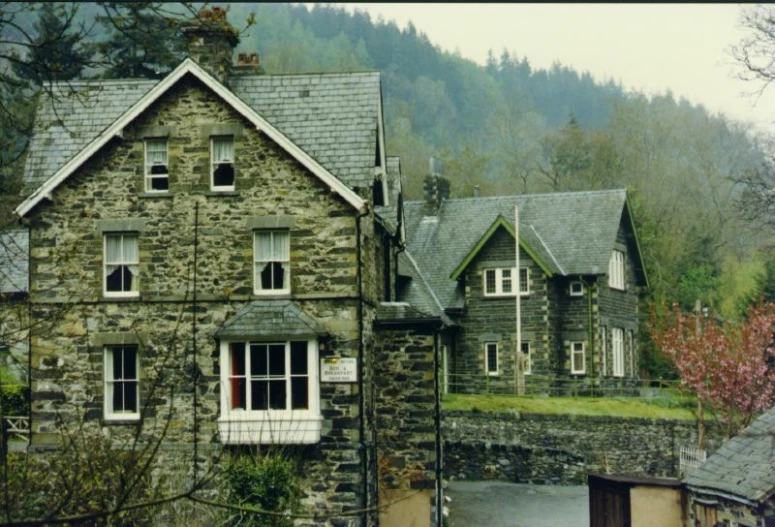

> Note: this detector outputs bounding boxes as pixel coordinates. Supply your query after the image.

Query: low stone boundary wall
[443,411,721,485]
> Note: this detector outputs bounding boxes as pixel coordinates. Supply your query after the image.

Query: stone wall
[443,411,722,485]
[24,77,383,525]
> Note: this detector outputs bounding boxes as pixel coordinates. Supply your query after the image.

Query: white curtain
[273,232,289,261]
[146,140,167,165]
[212,137,234,163]
[256,232,272,261]
[124,235,139,278]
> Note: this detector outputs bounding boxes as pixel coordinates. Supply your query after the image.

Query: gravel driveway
[446,481,589,527]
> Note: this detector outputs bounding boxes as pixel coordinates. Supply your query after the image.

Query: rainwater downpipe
[355,207,370,527]
[580,277,595,381]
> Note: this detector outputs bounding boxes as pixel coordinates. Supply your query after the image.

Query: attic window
[144,139,169,192]
[569,281,584,296]
[211,136,235,190]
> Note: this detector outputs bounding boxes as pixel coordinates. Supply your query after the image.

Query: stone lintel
[200,123,244,138]
[246,215,295,230]
[137,125,175,138]
[95,218,147,232]
[92,331,150,348]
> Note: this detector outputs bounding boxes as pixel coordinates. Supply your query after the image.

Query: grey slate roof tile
[23,70,382,194]
[0,230,28,294]
[686,405,775,502]
[403,190,631,309]
[215,300,324,340]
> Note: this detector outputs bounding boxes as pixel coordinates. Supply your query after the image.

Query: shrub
[226,453,302,527]
[0,383,28,416]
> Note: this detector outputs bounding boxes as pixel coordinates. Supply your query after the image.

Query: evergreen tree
[96,3,187,79]
[12,2,91,85]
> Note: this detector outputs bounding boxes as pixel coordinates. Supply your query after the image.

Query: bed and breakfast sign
[320,357,358,383]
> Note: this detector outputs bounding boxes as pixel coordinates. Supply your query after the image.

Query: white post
[515,203,524,396]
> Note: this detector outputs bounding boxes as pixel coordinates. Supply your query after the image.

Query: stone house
[403,179,648,395]
[685,406,775,527]
[2,9,444,527]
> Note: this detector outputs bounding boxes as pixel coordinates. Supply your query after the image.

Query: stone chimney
[424,157,451,214]
[183,6,239,83]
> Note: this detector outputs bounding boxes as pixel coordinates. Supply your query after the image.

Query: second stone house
[402,177,648,395]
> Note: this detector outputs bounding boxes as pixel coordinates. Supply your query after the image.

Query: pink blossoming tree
[650,301,775,445]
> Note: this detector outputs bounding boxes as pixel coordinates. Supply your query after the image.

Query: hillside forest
[3,3,775,376]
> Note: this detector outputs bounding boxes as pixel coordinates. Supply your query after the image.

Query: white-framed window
[211,136,235,190]
[522,341,531,375]
[609,250,625,290]
[612,327,624,377]
[571,341,585,374]
[144,138,169,192]
[600,326,608,377]
[254,230,290,295]
[627,330,635,377]
[485,342,498,376]
[483,268,529,296]
[104,345,139,421]
[441,345,449,394]
[570,281,584,296]
[218,339,320,444]
[104,233,139,297]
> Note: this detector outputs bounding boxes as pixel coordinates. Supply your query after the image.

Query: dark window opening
[213,163,234,187]
[373,179,385,206]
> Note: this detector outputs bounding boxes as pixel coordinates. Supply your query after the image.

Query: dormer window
[211,136,235,190]
[144,139,168,192]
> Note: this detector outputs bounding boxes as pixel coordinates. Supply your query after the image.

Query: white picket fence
[679,445,707,477]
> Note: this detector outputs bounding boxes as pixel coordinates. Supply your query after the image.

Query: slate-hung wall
[457,227,550,392]
[26,75,380,524]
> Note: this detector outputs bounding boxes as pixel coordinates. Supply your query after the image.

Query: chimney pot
[473,186,480,198]
[183,5,239,83]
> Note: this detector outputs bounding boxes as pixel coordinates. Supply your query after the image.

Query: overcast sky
[338,3,774,134]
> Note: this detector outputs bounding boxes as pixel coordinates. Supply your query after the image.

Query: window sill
[101,295,141,302]
[102,416,140,425]
[139,192,173,199]
[206,190,238,197]
[218,415,321,445]
[571,372,586,376]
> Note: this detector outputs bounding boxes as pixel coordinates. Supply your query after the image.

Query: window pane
[291,377,308,409]
[260,263,273,289]
[268,344,285,376]
[256,233,272,259]
[121,266,134,292]
[272,262,285,290]
[113,382,124,412]
[273,232,289,260]
[105,235,122,264]
[520,269,529,293]
[212,137,234,162]
[250,344,268,376]
[573,352,584,372]
[123,347,137,380]
[290,341,307,374]
[150,175,169,191]
[231,378,246,410]
[112,348,123,379]
[502,269,512,293]
[269,380,286,409]
[485,270,496,294]
[231,343,246,376]
[251,380,268,410]
[213,164,234,187]
[124,381,138,412]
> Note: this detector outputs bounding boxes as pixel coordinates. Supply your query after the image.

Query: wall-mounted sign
[321,357,358,383]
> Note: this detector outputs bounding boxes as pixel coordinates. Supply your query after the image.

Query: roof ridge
[405,188,627,205]
[233,71,380,78]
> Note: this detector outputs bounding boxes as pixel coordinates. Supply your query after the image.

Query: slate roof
[23,71,381,192]
[215,300,325,340]
[0,230,29,294]
[686,406,775,503]
[403,189,638,309]
[24,80,157,190]
[231,72,381,190]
